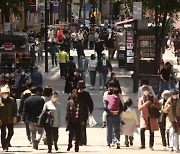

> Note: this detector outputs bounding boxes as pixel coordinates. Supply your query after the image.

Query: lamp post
[44,0,49,73]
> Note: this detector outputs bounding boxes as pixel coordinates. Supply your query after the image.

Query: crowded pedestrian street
[2,48,179,154]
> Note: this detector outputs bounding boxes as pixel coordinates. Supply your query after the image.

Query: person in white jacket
[121,99,139,147]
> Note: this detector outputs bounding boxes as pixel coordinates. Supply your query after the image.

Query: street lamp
[44,0,50,73]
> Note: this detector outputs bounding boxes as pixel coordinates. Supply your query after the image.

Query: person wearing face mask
[97,53,113,90]
[13,68,28,98]
[0,85,17,152]
[72,69,82,91]
[138,86,161,151]
[43,92,61,153]
[163,89,180,152]
[158,90,171,150]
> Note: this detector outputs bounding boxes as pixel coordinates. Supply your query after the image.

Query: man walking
[0,85,17,152]
[22,87,45,150]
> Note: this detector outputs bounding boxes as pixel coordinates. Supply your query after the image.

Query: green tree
[0,0,27,23]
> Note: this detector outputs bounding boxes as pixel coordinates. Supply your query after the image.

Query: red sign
[4,42,13,50]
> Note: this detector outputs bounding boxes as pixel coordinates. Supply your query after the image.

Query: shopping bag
[89,116,97,127]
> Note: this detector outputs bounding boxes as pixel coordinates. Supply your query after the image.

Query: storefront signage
[4,42,13,50]
[133,2,142,20]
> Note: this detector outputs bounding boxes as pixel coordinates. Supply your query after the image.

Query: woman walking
[76,80,94,145]
[43,92,61,153]
[138,86,161,150]
[66,89,84,152]
[89,54,98,90]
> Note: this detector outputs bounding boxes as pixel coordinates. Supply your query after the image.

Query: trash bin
[118,49,126,68]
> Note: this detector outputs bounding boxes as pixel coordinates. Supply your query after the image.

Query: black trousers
[44,126,59,151]
[80,121,87,145]
[68,122,81,149]
[159,122,169,147]
[1,124,14,149]
[140,128,154,147]
[59,63,67,77]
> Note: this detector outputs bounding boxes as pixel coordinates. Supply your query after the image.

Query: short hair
[165,62,171,66]
[43,86,53,97]
[77,80,86,89]
[31,87,38,94]
[51,91,59,96]
[113,87,120,95]
[26,81,34,89]
[74,68,81,73]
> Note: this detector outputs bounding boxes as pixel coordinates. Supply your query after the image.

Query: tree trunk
[4,3,10,22]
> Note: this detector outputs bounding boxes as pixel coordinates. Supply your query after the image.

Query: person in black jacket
[66,89,84,152]
[72,69,83,90]
[76,80,94,145]
[106,72,122,94]
[0,85,17,152]
[95,38,104,60]
[22,87,45,150]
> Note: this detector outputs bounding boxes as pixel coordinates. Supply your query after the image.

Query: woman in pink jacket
[138,85,161,151]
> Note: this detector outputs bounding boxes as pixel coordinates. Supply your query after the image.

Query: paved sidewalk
[2,49,179,154]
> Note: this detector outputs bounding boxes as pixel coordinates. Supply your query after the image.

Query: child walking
[121,99,139,147]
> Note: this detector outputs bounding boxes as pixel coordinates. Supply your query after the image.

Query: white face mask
[143,91,149,96]
[52,97,58,102]
[74,72,78,76]
[21,72,25,75]
[1,94,8,99]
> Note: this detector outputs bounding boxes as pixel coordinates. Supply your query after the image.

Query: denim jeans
[106,115,120,145]
[90,70,96,86]
[99,72,107,87]
[158,81,171,99]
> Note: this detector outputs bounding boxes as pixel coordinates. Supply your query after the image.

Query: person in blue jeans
[97,53,112,90]
[104,88,123,149]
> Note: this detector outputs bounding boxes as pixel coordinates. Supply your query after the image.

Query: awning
[115,19,134,26]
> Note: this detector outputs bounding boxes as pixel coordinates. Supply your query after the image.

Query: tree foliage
[0,0,27,22]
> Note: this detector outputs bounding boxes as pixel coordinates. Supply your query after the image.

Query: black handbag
[148,106,160,118]
[37,110,54,127]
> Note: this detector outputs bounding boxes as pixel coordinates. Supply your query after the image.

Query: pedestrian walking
[19,81,33,143]
[163,89,180,152]
[138,85,161,150]
[43,91,61,153]
[65,56,76,94]
[158,62,171,99]
[95,38,104,60]
[106,72,122,94]
[121,99,139,147]
[97,53,113,90]
[77,80,94,145]
[106,35,116,59]
[32,66,43,88]
[89,54,98,90]
[22,87,45,150]
[0,85,17,152]
[49,42,58,67]
[66,89,84,152]
[72,69,83,90]
[169,65,177,89]
[159,90,170,150]
[78,53,88,83]
[104,87,123,148]
[88,32,95,50]
[58,46,68,78]
[41,86,53,145]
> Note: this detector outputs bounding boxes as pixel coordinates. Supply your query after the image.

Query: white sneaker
[100,86,103,90]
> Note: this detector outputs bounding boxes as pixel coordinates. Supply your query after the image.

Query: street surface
[2,49,179,153]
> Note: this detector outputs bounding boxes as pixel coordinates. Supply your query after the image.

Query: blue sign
[53,6,59,13]
[82,3,91,12]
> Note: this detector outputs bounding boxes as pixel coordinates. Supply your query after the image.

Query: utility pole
[44,0,49,73]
